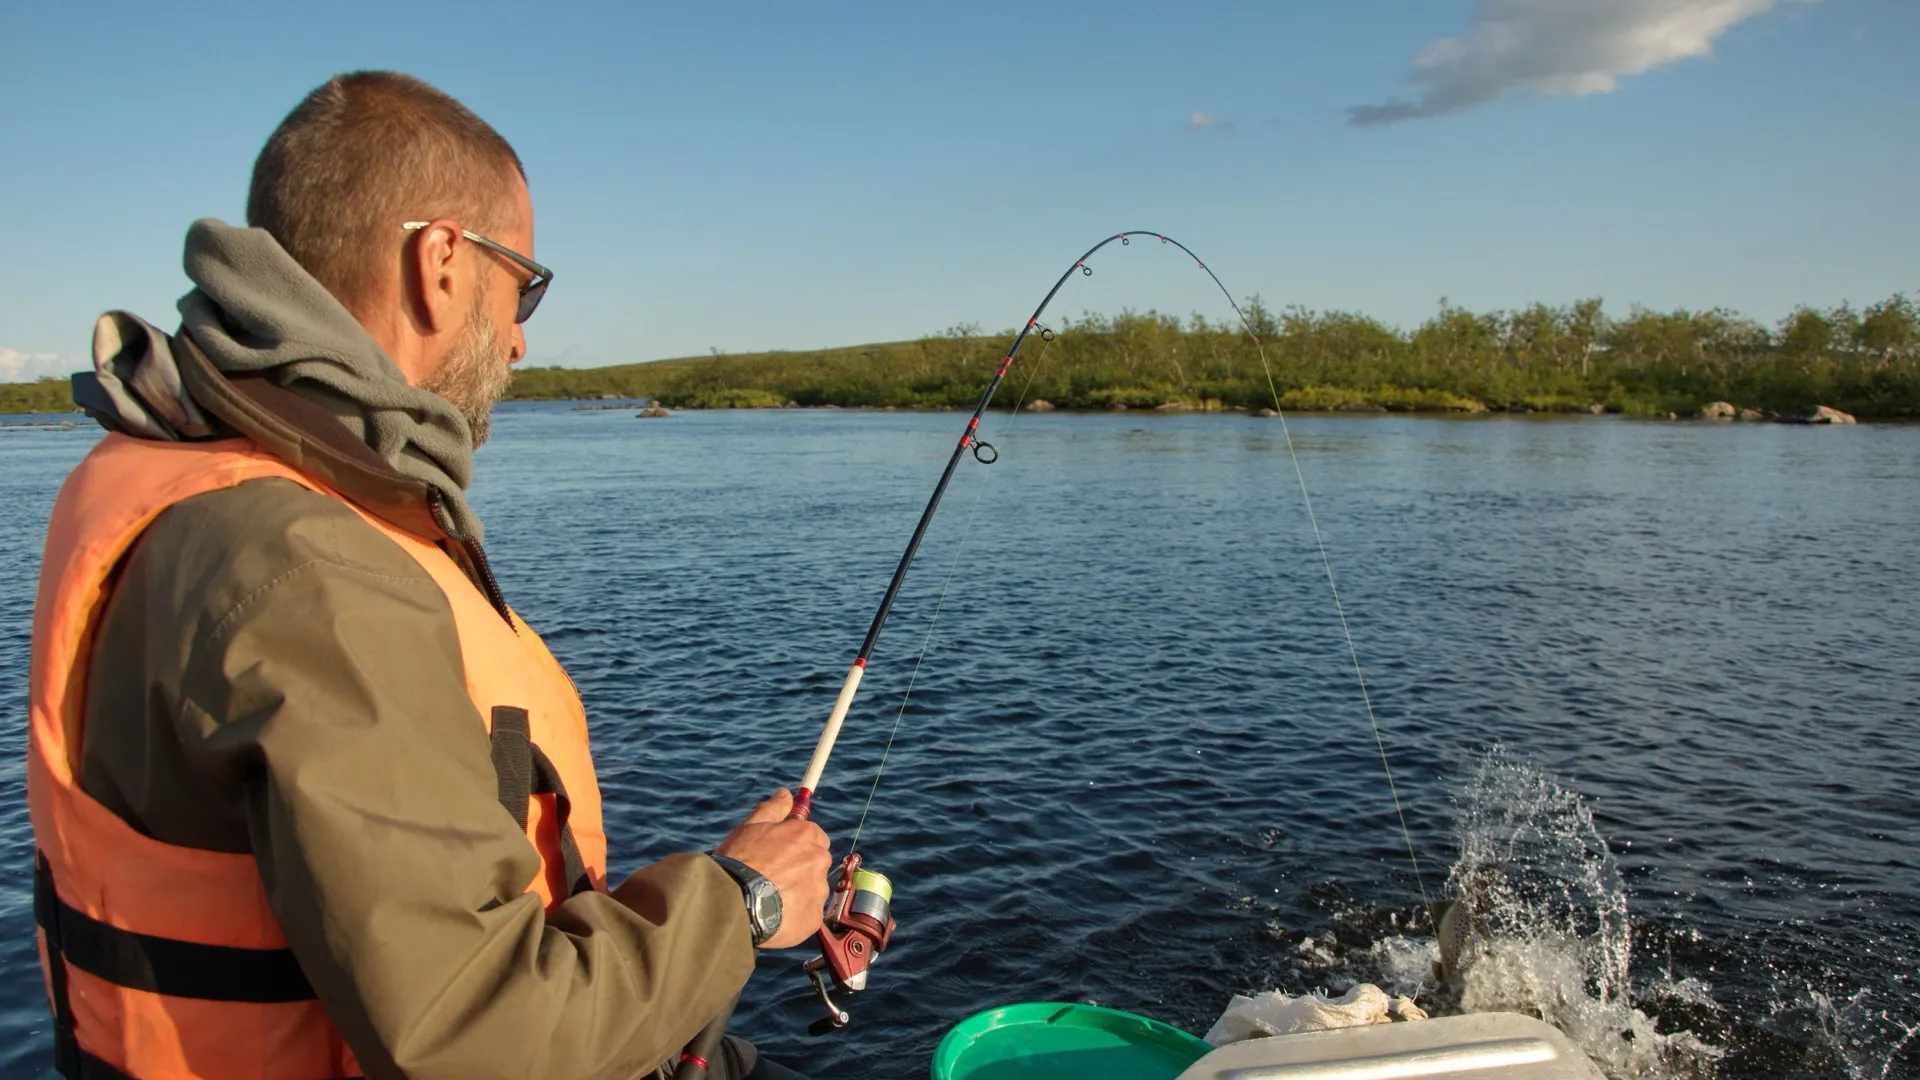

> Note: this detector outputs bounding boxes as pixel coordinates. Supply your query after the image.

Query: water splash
[1406,748,1722,1079]
[1786,988,1920,1080]
[1447,748,1631,1002]
[1277,747,1919,1079]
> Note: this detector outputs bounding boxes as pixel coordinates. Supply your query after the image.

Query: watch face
[751,881,782,939]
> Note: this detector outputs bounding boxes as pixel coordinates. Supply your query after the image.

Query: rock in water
[1024,400,1054,413]
[1780,404,1856,424]
[1738,408,1765,422]
[637,405,671,418]
[1251,407,1278,418]
[1701,401,1736,420]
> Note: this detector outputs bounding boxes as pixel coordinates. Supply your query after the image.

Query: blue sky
[2,0,1915,379]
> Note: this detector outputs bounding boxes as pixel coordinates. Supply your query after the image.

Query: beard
[423,294,513,446]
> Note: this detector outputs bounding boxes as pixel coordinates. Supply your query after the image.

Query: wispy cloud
[1349,0,1809,127]
[0,348,81,384]
[1185,110,1235,132]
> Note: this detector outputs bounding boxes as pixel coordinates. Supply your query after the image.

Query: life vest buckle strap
[490,706,596,898]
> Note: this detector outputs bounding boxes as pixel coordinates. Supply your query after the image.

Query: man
[27,71,830,1079]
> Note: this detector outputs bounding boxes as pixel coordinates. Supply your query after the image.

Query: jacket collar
[174,330,454,545]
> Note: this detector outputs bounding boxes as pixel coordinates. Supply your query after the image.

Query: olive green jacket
[69,324,753,1079]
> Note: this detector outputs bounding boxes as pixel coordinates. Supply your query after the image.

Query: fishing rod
[681,230,1434,1075]
[791,232,1243,818]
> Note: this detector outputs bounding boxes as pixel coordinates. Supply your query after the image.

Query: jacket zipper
[464,539,516,630]
[427,489,517,630]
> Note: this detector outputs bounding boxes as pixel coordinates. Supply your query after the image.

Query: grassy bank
[508,295,1920,419]
[0,378,81,415]
[9,295,1917,417]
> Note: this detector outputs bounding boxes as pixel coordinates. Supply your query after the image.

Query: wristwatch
[709,854,782,948]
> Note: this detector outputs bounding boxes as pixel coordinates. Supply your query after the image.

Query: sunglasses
[401,221,552,323]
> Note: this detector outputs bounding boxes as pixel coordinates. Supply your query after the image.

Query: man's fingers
[743,787,793,825]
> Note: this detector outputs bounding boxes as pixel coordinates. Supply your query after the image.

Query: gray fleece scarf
[78,219,484,539]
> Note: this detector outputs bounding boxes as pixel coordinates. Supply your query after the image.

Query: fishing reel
[802,851,896,1036]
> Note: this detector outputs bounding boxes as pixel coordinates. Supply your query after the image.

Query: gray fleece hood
[77,219,486,539]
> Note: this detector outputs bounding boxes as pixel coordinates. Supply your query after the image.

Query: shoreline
[2,397,1872,426]
[510,398,1874,424]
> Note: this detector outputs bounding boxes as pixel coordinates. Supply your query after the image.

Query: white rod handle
[800,661,865,794]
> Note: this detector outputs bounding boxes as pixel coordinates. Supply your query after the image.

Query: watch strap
[708,853,761,889]
[709,854,778,947]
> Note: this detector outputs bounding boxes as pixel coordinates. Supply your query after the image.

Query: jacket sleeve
[105,479,756,1080]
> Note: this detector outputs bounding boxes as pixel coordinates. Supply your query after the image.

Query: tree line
[6,294,1916,417]
[504,293,1920,418]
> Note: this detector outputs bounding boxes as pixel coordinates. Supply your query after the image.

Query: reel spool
[803,852,897,1035]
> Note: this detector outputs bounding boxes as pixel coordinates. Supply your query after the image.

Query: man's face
[423,175,533,446]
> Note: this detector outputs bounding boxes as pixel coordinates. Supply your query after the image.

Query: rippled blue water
[1,406,1914,1079]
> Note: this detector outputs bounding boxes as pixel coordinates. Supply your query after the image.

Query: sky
[2,0,1916,380]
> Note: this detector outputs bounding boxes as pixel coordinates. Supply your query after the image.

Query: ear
[401,220,466,336]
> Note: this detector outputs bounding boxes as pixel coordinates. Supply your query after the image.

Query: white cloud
[0,348,82,384]
[1349,0,1809,126]
[1186,110,1235,132]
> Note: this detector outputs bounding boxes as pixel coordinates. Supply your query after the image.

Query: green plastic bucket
[931,1002,1212,1080]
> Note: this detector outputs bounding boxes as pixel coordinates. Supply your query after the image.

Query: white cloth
[1203,984,1428,1047]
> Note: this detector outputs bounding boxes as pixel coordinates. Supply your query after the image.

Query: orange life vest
[28,434,608,1080]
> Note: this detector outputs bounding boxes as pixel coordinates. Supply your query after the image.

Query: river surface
[0,406,1914,1079]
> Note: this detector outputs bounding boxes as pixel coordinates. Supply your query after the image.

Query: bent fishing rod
[680,231,1435,1075]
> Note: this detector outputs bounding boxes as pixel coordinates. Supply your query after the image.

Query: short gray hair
[247,71,525,313]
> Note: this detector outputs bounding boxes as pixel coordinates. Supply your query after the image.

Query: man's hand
[714,789,831,949]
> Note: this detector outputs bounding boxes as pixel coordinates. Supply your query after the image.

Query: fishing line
[847,288,1080,855]
[1232,301,1439,933]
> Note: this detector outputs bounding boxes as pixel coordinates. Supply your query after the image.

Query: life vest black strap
[33,852,316,1004]
[491,705,537,831]
[490,706,595,897]
[60,1046,137,1080]
[36,853,84,1079]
